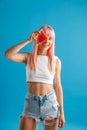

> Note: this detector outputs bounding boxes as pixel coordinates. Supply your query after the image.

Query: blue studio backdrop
[0,0,87,130]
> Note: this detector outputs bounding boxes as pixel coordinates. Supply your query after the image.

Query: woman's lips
[42,42,49,47]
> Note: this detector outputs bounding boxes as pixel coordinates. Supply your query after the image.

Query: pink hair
[29,25,55,74]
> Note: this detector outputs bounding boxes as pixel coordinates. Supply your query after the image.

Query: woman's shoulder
[54,55,61,61]
[26,52,32,61]
[54,55,61,65]
[22,52,31,66]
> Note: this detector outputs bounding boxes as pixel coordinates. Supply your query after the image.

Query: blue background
[1,0,87,130]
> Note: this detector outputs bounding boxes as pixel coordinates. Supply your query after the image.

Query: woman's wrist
[26,38,32,43]
[60,106,64,114]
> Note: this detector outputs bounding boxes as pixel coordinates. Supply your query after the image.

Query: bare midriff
[27,82,54,96]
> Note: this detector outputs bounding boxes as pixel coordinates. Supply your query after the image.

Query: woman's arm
[54,58,64,114]
[4,31,39,64]
[54,58,65,128]
[4,39,31,64]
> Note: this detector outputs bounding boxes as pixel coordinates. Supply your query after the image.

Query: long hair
[29,25,55,74]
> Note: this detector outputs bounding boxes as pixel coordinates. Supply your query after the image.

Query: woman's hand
[27,30,41,42]
[58,113,65,128]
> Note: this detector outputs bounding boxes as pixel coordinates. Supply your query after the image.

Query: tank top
[26,55,58,84]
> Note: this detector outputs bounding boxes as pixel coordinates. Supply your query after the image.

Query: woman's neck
[37,50,47,56]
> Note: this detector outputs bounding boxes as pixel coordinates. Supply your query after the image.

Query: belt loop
[29,95,32,99]
[46,94,48,100]
[44,95,47,100]
[30,94,34,100]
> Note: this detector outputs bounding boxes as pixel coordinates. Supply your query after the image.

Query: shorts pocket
[52,103,58,111]
[47,94,57,103]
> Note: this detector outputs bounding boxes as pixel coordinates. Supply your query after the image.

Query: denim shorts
[19,89,60,126]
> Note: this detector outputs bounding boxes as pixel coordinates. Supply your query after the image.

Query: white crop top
[26,55,58,84]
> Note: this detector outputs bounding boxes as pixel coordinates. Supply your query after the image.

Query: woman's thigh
[19,116,37,130]
[44,117,59,130]
[42,91,60,130]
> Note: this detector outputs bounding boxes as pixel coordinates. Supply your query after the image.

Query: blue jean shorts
[19,89,60,126]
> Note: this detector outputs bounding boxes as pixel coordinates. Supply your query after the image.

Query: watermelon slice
[37,30,48,44]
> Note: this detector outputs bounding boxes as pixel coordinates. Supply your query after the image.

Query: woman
[4,25,65,130]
